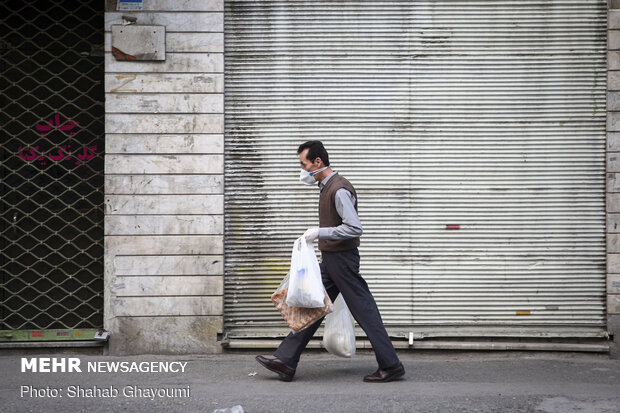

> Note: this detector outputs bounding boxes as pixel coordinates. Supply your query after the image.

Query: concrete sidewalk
[0,349,619,413]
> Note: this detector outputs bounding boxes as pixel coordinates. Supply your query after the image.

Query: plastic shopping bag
[285,236,325,308]
[271,272,334,333]
[323,293,356,357]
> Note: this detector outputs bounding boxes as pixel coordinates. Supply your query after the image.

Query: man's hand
[303,227,320,243]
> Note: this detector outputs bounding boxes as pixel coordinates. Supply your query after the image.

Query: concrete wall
[609,4,620,358]
[103,0,224,355]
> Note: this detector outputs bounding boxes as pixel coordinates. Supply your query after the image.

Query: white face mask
[300,166,328,185]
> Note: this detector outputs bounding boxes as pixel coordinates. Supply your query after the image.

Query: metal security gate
[0,0,104,342]
[224,1,607,340]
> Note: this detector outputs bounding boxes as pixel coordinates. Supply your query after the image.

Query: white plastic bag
[323,293,356,357]
[286,236,325,308]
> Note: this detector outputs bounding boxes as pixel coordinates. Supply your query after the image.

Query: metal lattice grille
[0,0,104,332]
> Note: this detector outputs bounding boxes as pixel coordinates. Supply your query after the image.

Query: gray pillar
[608,2,620,359]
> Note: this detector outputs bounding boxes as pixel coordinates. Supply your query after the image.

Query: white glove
[303,227,320,243]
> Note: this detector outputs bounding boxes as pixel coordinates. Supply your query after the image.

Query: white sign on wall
[118,0,143,11]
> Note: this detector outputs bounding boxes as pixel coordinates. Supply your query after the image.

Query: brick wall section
[608,6,620,358]
[103,0,224,354]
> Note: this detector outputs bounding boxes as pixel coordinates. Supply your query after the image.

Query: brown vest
[318,173,361,252]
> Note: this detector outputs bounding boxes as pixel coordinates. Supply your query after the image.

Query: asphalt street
[0,349,618,413]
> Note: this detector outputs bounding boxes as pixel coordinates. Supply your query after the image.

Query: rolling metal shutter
[224,1,607,339]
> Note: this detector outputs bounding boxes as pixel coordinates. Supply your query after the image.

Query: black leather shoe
[255,355,295,382]
[363,362,405,382]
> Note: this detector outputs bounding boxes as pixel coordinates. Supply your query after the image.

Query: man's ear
[314,157,324,168]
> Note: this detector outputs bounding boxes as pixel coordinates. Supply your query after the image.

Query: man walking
[256,140,405,382]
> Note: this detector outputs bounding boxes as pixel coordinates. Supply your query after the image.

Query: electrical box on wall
[111,25,165,61]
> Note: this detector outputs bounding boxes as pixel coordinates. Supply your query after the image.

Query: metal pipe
[223,339,609,353]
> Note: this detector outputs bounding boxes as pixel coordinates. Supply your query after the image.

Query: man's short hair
[297,140,330,166]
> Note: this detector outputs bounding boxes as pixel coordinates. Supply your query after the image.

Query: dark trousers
[273,247,400,370]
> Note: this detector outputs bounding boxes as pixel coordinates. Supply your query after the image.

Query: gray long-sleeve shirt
[317,171,363,240]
